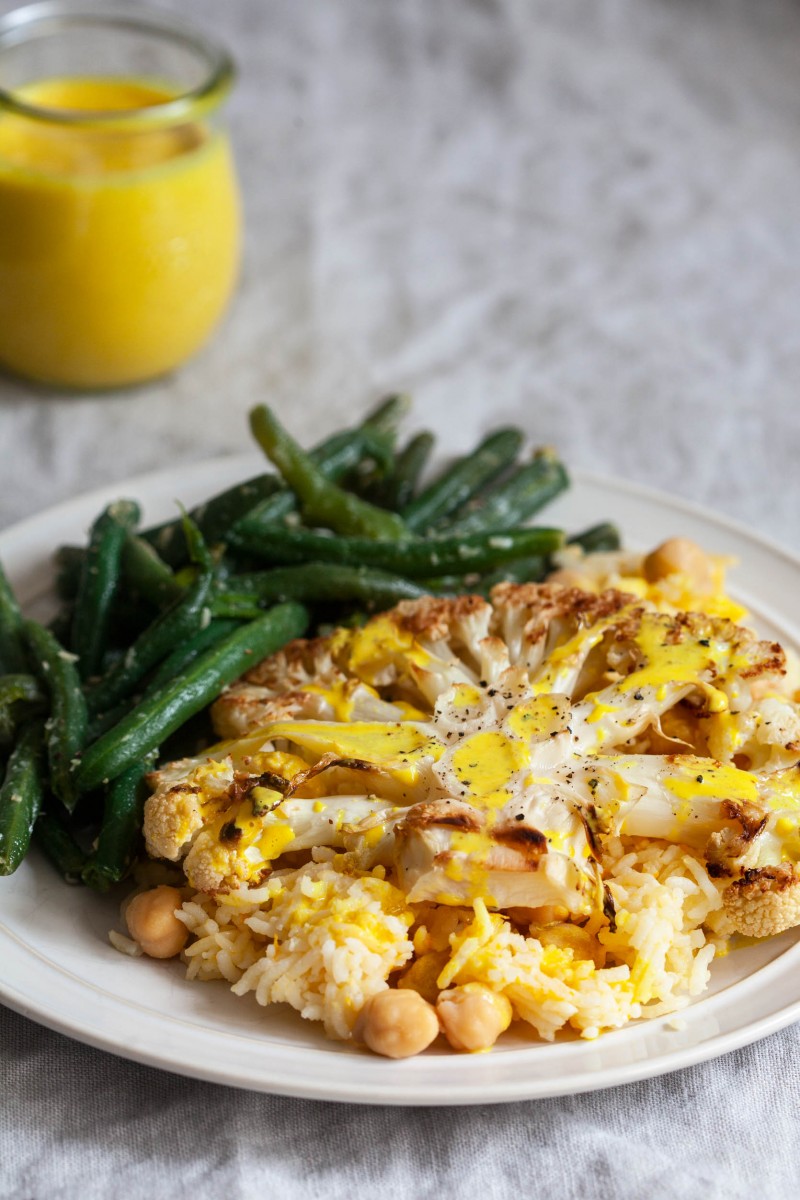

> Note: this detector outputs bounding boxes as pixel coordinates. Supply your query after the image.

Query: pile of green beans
[0,395,619,888]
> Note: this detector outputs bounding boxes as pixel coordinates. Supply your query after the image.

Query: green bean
[144,618,241,693]
[421,555,550,596]
[82,756,155,892]
[74,602,309,793]
[54,545,84,602]
[209,594,265,621]
[88,623,240,744]
[24,620,87,813]
[181,510,214,571]
[57,536,179,613]
[71,500,141,680]
[0,674,44,713]
[0,674,46,745]
[144,474,284,564]
[48,608,74,647]
[224,426,392,547]
[85,534,215,716]
[416,574,479,595]
[402,428,523,532]
[360,393,412,436]
[445,449,569,535]
[86,697,137,745]
[568,522,621,554]
[250,405,408,540]
[313,425,396,475]
[34,811,86,883]
[225,425,395,541]
[225,565,428,608]
[143,422,396,568]
[227,523,563,577]
[87,624,242,741]
[340,407,414,500]
[374,432,435,511]
[0,721,45,875]
[0,560,28,675]
[122,535,183,608]
[474,556,550,592]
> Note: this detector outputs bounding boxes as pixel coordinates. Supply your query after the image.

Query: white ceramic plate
[2,454,800,1105]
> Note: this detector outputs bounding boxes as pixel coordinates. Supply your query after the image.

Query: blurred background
[1,0,799,549]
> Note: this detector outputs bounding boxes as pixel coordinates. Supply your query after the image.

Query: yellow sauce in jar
[0,76,240,387]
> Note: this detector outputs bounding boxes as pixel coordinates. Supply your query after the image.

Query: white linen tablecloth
[2,1,800,1195]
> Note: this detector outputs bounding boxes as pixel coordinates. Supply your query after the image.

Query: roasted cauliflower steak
[143,584,800,939]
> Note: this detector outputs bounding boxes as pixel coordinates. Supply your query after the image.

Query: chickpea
[436,983,512,1053]
[125,885,188,959]
[643,537,710,588]
[354,988,440,1058]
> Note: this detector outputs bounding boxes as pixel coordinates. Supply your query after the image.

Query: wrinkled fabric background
[2,1,800,1196]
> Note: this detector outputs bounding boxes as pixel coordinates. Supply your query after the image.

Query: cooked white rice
[174,837,727,1043]
[178,857,414,1039]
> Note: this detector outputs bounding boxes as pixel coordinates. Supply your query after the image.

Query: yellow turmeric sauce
[0,77,240,387]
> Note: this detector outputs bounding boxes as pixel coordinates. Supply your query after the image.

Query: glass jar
[0,2,241,388]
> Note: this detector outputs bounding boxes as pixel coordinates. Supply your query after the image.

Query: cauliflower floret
[211,689,311,740]
[181,796,396,894]
[723,865,800,938]
[705,695,800,772]
[144,760,234,861]
[243,634,348,691]
[489,583,632,676]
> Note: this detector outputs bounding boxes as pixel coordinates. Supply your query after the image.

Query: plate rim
[2,454,800,1104]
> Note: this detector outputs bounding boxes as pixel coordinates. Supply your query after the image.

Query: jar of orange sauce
[0,3,241,388]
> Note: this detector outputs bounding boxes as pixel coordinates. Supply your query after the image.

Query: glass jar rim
[0,1,235,128]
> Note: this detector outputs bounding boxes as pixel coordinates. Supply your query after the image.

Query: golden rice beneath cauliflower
[175,836,725,1043]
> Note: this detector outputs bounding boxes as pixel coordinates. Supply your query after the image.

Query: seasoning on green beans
[250,405,409,540]
[224,564,428,609]
[0,721,45,875]
[71,499,141,680]
[24,620,88,813]
[228,523,563,577]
